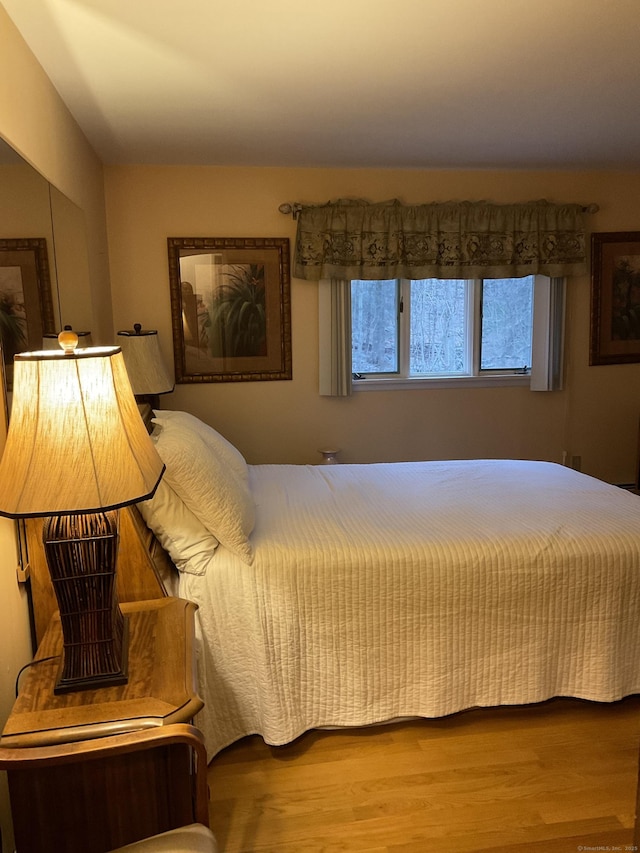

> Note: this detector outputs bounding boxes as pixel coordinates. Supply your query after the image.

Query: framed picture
[168,237,292,383]
[590,231,640,365]
[0,238,55,388]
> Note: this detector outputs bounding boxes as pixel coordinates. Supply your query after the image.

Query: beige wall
[105,166,640,483]
[0,8,109,850]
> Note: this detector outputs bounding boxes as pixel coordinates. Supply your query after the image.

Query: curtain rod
[278,201,600,219]
[278,203,302,218]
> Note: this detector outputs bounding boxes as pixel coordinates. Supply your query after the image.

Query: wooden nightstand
[2,597,202,746]
[0,597,205,852]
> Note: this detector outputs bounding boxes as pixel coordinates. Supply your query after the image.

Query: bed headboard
[25,506,175,646]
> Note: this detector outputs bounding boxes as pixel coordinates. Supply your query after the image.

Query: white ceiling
[3,0,640,169]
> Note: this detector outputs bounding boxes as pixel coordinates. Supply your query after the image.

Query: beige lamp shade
[117,325,174,396]
[0,346,165,517]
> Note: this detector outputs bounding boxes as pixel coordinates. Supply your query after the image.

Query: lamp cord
[15,655,59,697]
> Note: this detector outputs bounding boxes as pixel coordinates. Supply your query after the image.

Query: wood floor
[207,696,640,853]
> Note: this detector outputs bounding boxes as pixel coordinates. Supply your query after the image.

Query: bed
[136,410,640,761]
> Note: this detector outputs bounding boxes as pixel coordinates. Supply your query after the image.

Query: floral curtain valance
[293,198,589,281]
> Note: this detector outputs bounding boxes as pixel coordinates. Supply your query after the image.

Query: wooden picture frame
[168,237,292,383]
[590,231,640,365]
[0,238,55,388]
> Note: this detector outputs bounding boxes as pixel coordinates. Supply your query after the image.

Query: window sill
[352,374,531,391]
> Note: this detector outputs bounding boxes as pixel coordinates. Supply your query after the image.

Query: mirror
[48,184,92,334]
[0,139,60,333]
[0,137,92,346]
[0,136,93,592]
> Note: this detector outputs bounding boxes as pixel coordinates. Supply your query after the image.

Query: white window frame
[319,276,565,394]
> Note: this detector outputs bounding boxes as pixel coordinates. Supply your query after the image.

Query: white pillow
[152,410,248,484]
[153,421,255,564]
[138,479,219,576]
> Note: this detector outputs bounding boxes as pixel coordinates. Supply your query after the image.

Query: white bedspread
[177,459,640,760]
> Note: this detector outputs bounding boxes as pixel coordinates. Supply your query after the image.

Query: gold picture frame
[590,231,640,365]
[0,237,55,388]
[168,237,292,383]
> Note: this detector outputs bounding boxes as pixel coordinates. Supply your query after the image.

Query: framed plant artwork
[167,237,292,383]
[0,238,55,389]
[590,231,640,366]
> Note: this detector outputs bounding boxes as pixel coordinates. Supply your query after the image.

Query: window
[318,275,564,394]
[352,277,535,379]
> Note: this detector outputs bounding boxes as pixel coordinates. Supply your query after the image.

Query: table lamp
[0,331,165,693]
[117,324,174,409]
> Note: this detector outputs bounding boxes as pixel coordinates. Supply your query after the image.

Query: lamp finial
[58,328,79,354]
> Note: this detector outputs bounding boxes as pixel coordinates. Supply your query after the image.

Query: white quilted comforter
[177,459,640,760]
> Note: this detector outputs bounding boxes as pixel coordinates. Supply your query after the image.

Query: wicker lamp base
[43,510,129,694]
